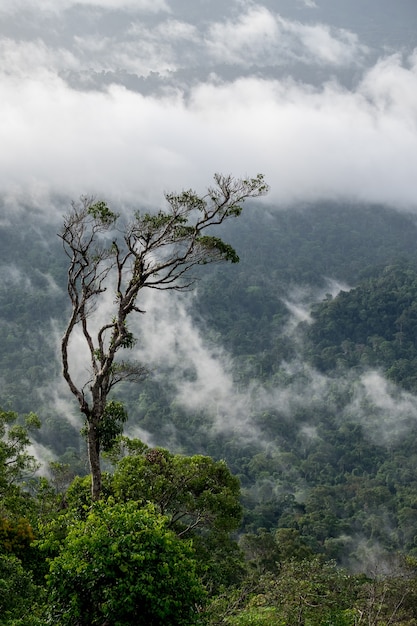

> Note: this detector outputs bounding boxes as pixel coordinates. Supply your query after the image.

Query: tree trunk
[87,417,102,501]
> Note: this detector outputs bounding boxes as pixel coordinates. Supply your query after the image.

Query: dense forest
[3,199,417,623]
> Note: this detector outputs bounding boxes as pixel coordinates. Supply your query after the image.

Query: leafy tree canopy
[64,439,244,590]
[42,500,205,626]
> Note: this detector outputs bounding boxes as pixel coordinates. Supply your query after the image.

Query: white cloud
[43,284,262,443]
[73,35,112,56]
[72,0,170,9]
[0,48,417,214]
[279,18,366,65]
[0,0,170,15]
[125,290,344,446]
[154,19,199,42]
[0,38,80,76]
[284,300,313,324]
[69,18,199,76]
[29,441,57,476]
[38,261,417,454]
[346,371,417,445]
[206,5,279,65]
[0,5,416,215]
[283,279,351,330]
[108,19,200,74]
[360,51,417,126]
[205,5,367,67]
[129,290,258,437]
[0,264,33,290]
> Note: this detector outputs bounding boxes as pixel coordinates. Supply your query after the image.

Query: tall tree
[59,174,268,500]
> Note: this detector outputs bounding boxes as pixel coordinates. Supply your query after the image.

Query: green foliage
[240,528,313,575]
[0,517,34,561]
[99,400,128,452]
[80,401,129,453]
[43,500,205,626]
[140,209,183,232]
[0,554,42,624]
[197,236,240,263]
[217,558,359,626]
[87,200,118,224]
[78,440,244,590]
[0,410,40,511]
[109,319,137,350]
[226,606,283,625]
[257,558,357,625]
[111,442,242,534]
[239,529,282,575]
[305,264,417,389]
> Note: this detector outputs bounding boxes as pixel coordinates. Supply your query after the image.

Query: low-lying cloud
[32,265,417,465]
[345,371,417,446]
[1,50,417,214]
[0,1,416,214]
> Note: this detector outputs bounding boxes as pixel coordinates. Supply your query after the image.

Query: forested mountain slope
[2,200,417,568]
[306,265,417,388]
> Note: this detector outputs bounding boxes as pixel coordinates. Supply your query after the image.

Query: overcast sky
[1,0,416,214]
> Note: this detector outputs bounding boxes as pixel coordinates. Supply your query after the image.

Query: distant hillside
[305,264,417,390]
[3,201,417,565]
